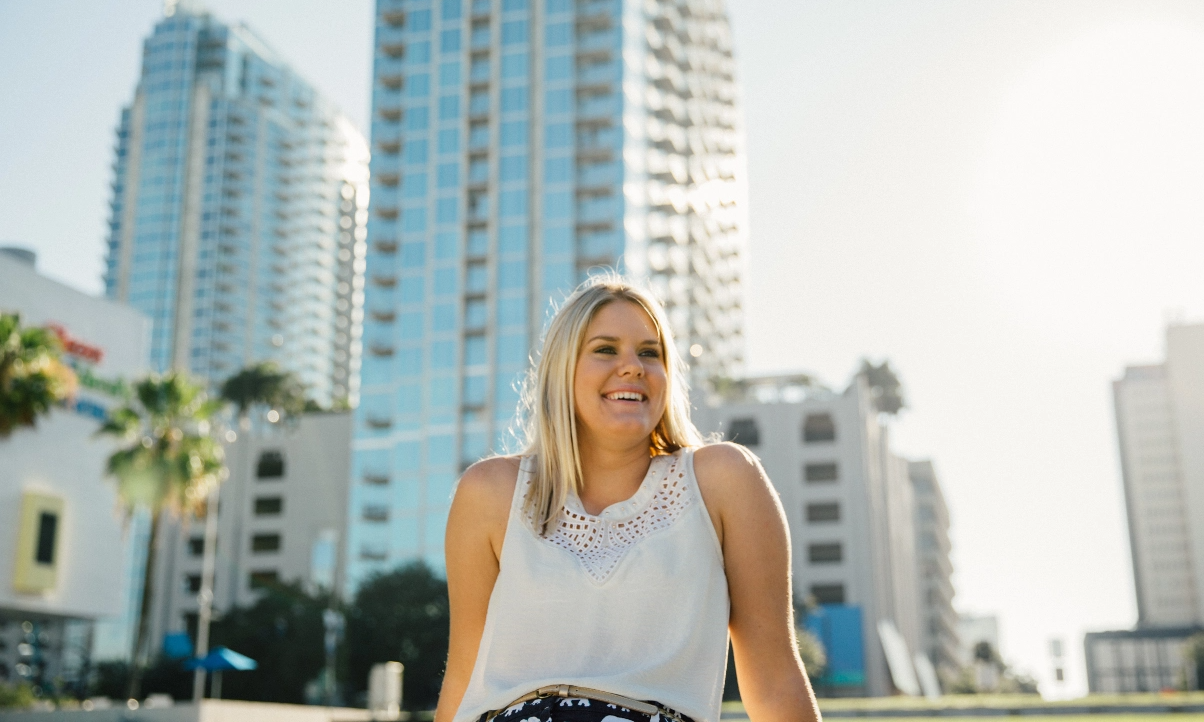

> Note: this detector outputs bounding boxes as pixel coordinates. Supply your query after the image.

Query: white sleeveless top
[453,448,730,722]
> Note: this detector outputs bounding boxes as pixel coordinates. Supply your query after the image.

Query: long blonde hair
[517,273,704,534]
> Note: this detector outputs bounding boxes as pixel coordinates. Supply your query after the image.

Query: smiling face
[572,299,669,449]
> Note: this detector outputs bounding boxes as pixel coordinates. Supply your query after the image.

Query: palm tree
[97,372,227,699]
[219,362,307,428]
[0,312,77,438]
[859,358,906,416]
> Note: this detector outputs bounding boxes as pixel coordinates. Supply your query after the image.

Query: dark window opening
[184,574,202,594]
[808,543,843,564]
[806,502,840,523]
[726,418,760,447]
[811,583,846,604]
[35,512,58,565]
[363,505,390,522]
[254,496,283,516]
[805,462,838,483]
[803,413,836,443]
[256,450,285,478]
[249,570,279,589]
[251,533,281,553]
[188,537,204,556]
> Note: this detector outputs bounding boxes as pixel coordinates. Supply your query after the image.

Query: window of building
[725,418,759,447]
[808,543,842,564]
[811,583,845,604]
[806,502,840,523]
[803,413,836,443]
[256,450,284,478]
[188,536,205,556]
[249,570,279,589]
[254,496,283,516]
[184,574,202,594]
[363,504,390,522]
[251,533,281,553]
[804,462,838,483]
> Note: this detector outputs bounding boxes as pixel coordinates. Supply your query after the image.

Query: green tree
[97,372,227,699]
[207,581,333,703]
[1186,632,1204,690]
[220,362,307,426]
[0,312,76,438]
[859,358,906,415]
[346,562,450,710]
[795,627,827,679]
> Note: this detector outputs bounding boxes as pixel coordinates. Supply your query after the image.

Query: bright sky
[4,0,1204,699]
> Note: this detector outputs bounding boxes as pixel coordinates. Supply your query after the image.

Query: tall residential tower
[350,0,746,581]
[104,3,370,406]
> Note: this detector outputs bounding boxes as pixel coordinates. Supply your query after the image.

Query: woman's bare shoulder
[692,442,778,510]
[454,455,523,511]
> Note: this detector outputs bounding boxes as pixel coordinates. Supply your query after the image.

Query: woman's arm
[695,443,822,722]
[434,456,520,722]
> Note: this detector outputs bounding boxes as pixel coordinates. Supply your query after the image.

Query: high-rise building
[693,373,944,697]
[103,2,370,406]
[1113,323,1204,627]
[351,0,746,580]
[909,460,960,685]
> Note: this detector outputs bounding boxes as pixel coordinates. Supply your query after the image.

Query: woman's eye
[595,345,616,354]
[639,349,661,358]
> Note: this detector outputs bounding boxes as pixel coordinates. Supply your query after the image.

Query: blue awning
[185,646,258,671]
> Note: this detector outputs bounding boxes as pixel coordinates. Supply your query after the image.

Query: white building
[145,412,353,651]
[694,373,940,697]
[1113,323,1204,627]
[910,460,960,683]
[0,249,150,692]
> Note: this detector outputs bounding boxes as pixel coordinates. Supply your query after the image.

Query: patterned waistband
[480,684,696,722]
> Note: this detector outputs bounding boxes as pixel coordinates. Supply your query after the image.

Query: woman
[437,275,821,722]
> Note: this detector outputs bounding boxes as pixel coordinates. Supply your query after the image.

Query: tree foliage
[0,312,77,438]
[98,373,226,516]
[220,362,307,423]
[1185,632,1204,690]
[208,581,334,704]
[346,562,450,710]
[859,358,905,415]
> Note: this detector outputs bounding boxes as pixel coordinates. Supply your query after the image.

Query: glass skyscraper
[349,0,745,582]
[105,2,370,406]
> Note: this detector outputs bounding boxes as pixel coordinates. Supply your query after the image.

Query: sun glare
[971,21,1204,330]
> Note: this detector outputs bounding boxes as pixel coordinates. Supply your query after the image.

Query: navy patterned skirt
[479,695,697,722]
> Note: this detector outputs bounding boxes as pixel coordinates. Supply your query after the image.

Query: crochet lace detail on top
[538,453,693,584]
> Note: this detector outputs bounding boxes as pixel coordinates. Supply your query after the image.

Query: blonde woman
[437,275,821,722]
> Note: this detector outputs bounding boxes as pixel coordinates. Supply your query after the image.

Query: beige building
[1113,324,1204,626]
[694,373,950,697]
[146,412,352,650]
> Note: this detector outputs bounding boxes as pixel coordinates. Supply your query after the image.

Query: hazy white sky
[4,0,1204,698]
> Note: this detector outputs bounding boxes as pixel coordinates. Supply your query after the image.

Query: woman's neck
[576,435,652,515]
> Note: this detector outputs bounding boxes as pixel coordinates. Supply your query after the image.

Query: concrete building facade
[145,413,353,651]
[909,460,960,683]
[350,0,748,582]
[693,373,944,697]
[1113,324,1204,628]
[103,3,370,406]
[0,250,151,693]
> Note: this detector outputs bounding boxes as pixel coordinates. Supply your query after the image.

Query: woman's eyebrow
[585,335,661,345]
